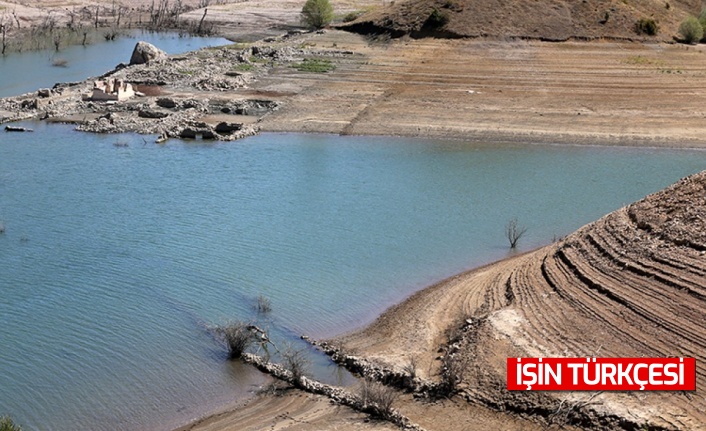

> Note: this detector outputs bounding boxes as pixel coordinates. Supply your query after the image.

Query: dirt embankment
[341,0,701,42]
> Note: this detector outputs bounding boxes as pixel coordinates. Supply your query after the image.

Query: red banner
[507,357,696,391]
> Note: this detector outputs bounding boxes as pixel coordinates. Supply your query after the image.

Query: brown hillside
[341,171,706,429]
[342,0,703,41]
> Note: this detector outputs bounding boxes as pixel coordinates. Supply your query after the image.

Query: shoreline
[5,30,706,149]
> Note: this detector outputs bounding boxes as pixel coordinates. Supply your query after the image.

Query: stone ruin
[91,78,135,102]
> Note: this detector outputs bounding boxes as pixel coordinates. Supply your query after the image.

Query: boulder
[37,88,51,98]
[180,128,197,139]
[138,109,170,119]
[156,97,178,109]
[215,122,243,134]
[129,41,167,65]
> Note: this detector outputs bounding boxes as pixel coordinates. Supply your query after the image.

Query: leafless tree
[505,218,527,249]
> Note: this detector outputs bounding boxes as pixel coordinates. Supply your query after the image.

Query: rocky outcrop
[129,41,168,65]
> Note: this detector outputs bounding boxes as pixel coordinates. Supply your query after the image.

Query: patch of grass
[292,58,336,73]
[231,63,255,72]
[249,55,269,64]
[177,69,195,76]
[623,55,665,66]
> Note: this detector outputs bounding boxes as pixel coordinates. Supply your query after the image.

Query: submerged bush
[256,294,272,313]
[213,321,256,359]
[679,16,703,44]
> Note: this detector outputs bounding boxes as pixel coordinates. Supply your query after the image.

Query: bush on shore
[679,16,703,44]
[301,0,334,29]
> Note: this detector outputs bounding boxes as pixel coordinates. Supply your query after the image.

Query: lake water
[0,31,231,98]
[1,123,706,430]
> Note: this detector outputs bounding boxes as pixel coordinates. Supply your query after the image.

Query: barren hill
[342,0,703,41]
[341,171,706,430]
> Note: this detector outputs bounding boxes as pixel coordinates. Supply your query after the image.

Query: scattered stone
[129,41,168,65]
[138,109,170,119]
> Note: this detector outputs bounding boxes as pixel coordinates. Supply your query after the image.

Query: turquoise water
[1,123,706,430]
[0,31,230,98]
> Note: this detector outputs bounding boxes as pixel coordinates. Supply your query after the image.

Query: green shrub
[301,0,334,29]
[425,8,449,28]
[0,416,22,431]
[679,16,703,44]
[634,18,658,35]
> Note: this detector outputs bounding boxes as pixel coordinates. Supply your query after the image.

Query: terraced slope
[341,172,706,430]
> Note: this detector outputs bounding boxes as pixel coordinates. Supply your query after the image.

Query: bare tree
[1,14,9,55]
[505,218,527,249]
[197,8,208,34]
[53,32,62,51]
